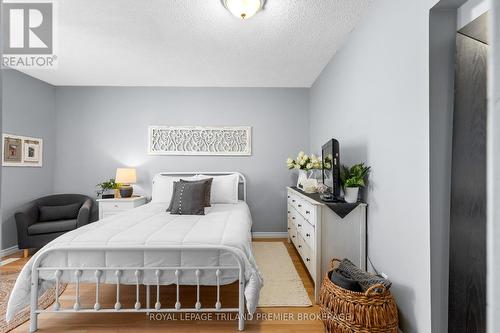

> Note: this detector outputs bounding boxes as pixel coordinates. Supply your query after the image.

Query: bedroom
[1,0,500,333]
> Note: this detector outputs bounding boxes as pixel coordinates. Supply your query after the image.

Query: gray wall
[309,0,439,331]
[53,87,309,233]
[1,69,56,249]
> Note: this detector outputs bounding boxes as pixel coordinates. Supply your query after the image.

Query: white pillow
[151,175,197,203]
[196,174,239,204]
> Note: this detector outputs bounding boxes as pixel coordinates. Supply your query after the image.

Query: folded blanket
[337,259,392,292]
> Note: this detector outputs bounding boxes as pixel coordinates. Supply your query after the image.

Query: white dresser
[97,196,147,220]
[287,187,367,302]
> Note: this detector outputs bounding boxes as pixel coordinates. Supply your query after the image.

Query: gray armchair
[15,194,96,257]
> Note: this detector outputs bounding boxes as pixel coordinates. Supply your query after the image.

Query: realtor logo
[2,1,56,68]
[3,2,53,54]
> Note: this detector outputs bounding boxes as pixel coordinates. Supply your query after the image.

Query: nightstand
[97,196,147,220]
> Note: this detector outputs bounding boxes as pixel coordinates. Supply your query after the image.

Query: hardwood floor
[2,239,324,332]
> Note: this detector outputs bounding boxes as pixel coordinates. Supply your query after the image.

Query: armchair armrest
[76,199,93,228]
[15,202,38,248]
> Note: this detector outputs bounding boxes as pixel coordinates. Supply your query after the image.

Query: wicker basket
[319,259,399,333]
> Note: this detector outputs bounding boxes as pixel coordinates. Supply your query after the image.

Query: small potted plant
[96,179,121,199]
[341,163,370,203]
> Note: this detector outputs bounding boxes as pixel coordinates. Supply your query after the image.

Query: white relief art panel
[148,126,252,156]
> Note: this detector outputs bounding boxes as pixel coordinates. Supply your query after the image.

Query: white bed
[6,172,262,332]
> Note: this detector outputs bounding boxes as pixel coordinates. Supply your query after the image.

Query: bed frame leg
[238,313,244,331]
[29,311,37,332]
[29,270,39,332]
[146,285,151,315]
[238,272,245,331]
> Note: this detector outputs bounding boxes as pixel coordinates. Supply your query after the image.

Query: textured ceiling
[20,0,372,87]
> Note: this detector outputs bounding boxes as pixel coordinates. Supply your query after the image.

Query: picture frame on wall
[23,139,42,164]
[3,136,22,164]
[2,134,43,167]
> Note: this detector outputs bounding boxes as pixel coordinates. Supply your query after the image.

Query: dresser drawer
[98,197,147,220]
[100,201,136,211]
[289,208,299,228]
[301,241,314,278]
[289,194,299,210]
[295,213,315,249]
[301,220,315,249]
[299,200,316,225]
[289,223,298,245]
[287,192,296,206]
[289,192,316,225]
[297,234,314,278]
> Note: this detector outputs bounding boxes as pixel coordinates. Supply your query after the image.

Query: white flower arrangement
[286,151,323,170]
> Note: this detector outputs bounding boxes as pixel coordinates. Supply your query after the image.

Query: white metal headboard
[153,172,247,202]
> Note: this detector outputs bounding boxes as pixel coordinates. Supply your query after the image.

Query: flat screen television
[322,139,341,199]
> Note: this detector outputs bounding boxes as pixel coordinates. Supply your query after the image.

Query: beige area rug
[254,242,312,307]
[0,264,66,333]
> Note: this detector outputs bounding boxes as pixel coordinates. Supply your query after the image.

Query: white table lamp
[115,168,137,198]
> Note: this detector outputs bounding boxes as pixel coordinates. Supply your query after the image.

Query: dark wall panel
[448,33,488,332]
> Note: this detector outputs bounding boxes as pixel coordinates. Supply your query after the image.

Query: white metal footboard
[29,245,247,332]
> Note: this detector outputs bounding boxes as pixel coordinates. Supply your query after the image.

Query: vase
[297,170,308,188]
[297,169,321,192]
[344,187,359,203]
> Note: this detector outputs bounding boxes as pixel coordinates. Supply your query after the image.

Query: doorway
[448,12,489,333]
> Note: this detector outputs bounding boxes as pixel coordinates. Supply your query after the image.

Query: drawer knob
[287,227,290,230]
[298,245,302,248]
[306,258,310,262]
[292,200,295,202]
[306,211,310,214]
[292,235,295,238]
[298,204,302,207]
[287,211,290,213]
[287,196,290,198]
[292,217,295,220]
[298,224,302,227]
[306,233,310,237]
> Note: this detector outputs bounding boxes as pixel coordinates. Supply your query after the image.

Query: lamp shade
[224,0,264,19]
[115,168,137,184]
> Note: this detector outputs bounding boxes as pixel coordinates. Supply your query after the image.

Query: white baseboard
[0,245,20,257]
[252,232,288,238]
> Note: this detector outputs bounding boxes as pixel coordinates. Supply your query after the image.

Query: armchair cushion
[39,203,82,222]
[76,199,93,228]
[28,219,77,235]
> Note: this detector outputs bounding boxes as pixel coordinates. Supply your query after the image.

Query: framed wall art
[148,126,252,156]
[2,134,43,167]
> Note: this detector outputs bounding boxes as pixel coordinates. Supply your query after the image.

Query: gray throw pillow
[39,203,82,222]
[167,178,213,211]
[168,181,207,215]
[180,178,213,207]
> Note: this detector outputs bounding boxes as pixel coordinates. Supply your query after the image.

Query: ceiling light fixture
[223,0,265,20]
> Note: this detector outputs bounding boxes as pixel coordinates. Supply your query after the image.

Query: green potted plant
[340,163,370,203]
[96,179,121,199]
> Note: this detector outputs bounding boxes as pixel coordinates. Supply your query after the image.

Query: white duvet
[6,202,263,322]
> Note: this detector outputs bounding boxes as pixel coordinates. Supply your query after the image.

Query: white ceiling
[20,0,372,87]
